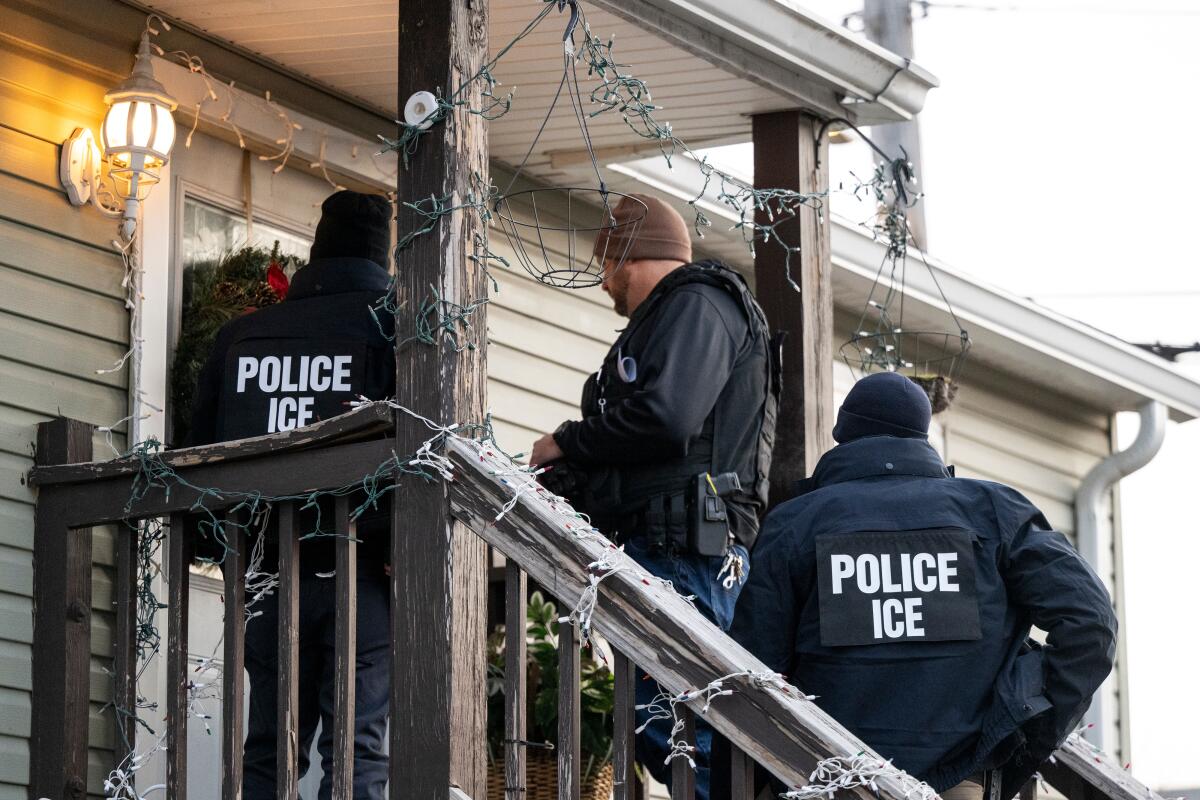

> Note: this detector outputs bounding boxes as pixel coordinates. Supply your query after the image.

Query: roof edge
[589,0,938,124]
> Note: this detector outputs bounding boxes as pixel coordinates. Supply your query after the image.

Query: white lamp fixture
[60,28,177,239]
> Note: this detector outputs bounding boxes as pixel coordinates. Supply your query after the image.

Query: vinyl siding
[0,17,131,795]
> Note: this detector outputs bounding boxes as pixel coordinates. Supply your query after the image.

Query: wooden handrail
[444,436,1167,800]
[445,437,924,800]
[26,413,1168,800]
[1042,734,1165,800]
[28,401,394,486]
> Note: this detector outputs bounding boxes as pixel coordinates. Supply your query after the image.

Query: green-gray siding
[0,17,131,794]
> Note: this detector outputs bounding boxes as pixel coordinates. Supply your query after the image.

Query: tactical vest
[578,261,781,548]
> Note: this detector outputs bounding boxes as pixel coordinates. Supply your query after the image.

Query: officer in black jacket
[531,193,778,800]
[187,190,395,800]
[724,372,1117,800]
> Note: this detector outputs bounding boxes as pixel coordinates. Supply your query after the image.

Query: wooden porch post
[30,418,94,800]
[752,111,836,508]
[392,0,490,798]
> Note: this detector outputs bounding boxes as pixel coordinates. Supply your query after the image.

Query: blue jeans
[242,575,391,800]
[623,539,749,800]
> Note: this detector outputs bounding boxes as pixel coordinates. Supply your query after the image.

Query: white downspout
[1074,400,1167,753]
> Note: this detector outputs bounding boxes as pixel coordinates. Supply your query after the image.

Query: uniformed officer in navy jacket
[187,190,395,799]
[723,372,1117,800]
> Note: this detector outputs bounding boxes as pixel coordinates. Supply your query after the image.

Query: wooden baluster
[504,561,527,800]
[612,650,636,800]
[276,502,300,800]
[332,496,358,800]
[223,516,247,800]
[166,512,191,800]
[558,622,581,800]
[671,707,696,800]
[113,522,139,767]
[729,742,756,800]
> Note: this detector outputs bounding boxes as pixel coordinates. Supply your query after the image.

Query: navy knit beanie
[832,372,932,444]
[309,190,391,269]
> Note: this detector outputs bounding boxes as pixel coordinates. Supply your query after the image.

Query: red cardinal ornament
[267,260,290,300]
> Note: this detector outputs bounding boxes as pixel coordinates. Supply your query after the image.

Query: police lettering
[829,551,960,640]
[236,355,353,393]
[234,354,355,432]
[815,529,980,647]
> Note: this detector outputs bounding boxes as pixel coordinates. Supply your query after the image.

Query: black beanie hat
[309,190,391,269]
[832,372,932,444]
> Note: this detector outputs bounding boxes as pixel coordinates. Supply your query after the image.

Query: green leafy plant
[487,591,615,780]
[170,242,304,444]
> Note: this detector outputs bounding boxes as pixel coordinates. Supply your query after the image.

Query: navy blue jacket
[187,256,395,572]
[729,435,1117,792]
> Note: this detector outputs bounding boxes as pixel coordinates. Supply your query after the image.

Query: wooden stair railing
[28,405,392,800]
[26,407,1165,800]
[442,436,1169,800]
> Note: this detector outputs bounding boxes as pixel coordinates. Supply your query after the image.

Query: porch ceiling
[139,0,934,186]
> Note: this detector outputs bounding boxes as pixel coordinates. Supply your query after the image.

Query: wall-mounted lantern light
[60,28,177,239]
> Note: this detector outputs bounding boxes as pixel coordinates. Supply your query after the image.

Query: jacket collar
[286,257,391,301]
[619,260,748,340]
[810,435,951,489]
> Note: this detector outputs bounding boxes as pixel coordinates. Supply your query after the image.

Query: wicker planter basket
[486,749,614,800]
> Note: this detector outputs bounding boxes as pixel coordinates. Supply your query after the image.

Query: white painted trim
[152,55,397,191]
[133,161,174,789]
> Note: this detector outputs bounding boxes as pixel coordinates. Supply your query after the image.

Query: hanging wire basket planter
[493,187,646,289]
[838,140,972,413]
[840,330,971,414]
[491,0,651,290]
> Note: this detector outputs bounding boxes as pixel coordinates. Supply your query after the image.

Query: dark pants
[243,574,391,800]
[622,538,749,800]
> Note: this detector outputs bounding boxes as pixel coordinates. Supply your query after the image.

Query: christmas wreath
[170,243,304,445]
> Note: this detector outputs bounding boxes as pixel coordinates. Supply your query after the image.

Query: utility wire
[846,1,1200,26]
[913,1,1200,15]
[1031,290,1200,299]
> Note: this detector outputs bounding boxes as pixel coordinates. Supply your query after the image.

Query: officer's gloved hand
[1000,716,1059,800]
[536,459,588,507]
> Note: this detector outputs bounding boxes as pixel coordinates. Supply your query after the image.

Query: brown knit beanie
[593,193,692,265]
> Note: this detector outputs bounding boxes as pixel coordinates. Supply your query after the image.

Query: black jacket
[186,256,395,572]
[729,435,1117,793]
[552,261,773,546]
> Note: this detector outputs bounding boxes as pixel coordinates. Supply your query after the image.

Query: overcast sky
[709,0,1200,790]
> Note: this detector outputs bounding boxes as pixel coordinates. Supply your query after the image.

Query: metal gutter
[1075,400,1167,753]
[588,0,939,125]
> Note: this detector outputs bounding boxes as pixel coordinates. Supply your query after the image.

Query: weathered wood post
[752,111,836,507]
[392,0,490,797]
[29,418,94,800]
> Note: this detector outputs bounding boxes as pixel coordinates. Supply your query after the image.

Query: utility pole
[863,0,928,250]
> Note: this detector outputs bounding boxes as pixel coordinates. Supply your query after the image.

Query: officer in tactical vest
[187,190,395,799]
[531,193,779,799]
[723,372,1117,800]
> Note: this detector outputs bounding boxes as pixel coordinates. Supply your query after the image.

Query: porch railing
[26,406,1165,800]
